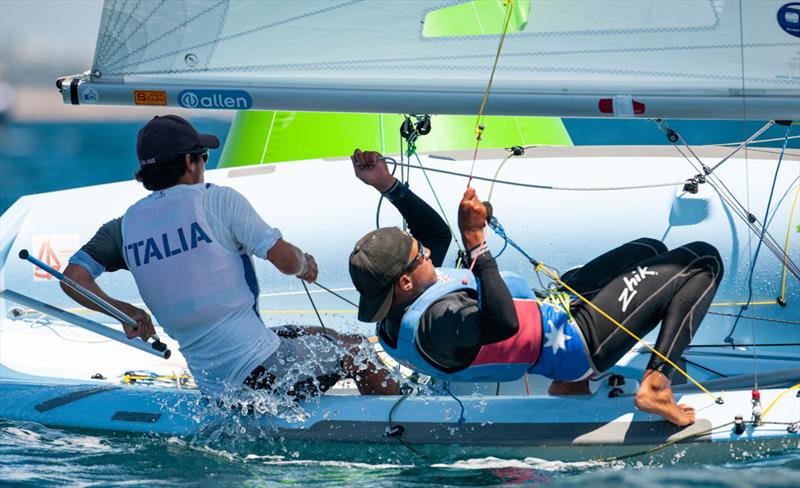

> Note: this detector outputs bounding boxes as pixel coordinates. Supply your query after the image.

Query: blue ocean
[1,118,798,486]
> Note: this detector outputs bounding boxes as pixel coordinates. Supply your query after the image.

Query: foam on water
[432,455,617,472]
[0,422,114,454]
[244,454,411,470]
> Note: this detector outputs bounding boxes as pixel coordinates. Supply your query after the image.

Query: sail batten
[61,0,800,119]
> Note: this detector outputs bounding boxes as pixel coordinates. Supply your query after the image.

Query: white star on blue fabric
[542,320,572,354]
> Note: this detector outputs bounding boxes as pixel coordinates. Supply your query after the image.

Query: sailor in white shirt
[63,115,397,397]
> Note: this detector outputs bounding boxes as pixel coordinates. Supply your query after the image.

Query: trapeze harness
[378,268,593,382]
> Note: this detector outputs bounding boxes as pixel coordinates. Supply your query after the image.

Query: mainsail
[59,0,800,119]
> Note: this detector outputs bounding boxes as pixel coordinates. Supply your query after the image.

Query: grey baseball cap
[348,227,414,322]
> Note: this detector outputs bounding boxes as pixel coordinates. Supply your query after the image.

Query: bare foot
[634,370,695,426]
[548,379,591,395]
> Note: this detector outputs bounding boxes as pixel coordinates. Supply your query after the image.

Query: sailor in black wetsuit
[347,149,723,426]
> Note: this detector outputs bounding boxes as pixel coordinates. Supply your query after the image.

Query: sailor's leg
[252,326,345,399]
[644,242,723,376]
[570,241,723,425]
[302,327,399,395]
[550,238,667,398]
[561,237,667,297]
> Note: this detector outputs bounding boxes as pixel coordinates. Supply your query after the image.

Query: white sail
[60,0,800,119]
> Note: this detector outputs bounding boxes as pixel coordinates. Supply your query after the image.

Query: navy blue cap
[136,115,220,166]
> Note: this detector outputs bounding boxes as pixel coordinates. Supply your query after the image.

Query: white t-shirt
[71,183,283,395]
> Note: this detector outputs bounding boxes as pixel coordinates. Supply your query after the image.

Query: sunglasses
[401,240,426,274]
[190,150,209,163]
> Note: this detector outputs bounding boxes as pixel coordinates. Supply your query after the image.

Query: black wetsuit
[381,183,724,379]
[566,238,723,378]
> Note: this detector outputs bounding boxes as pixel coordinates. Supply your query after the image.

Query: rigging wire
[661,123,800,282]
[707,311,800,326]
[300,280,336,345]
[410,152,464,255]
[399,161,689,192]
[682,358,729,378]
[724,125,793,345]
[716,133,799,147]
[708,121,775,174]
[312,282,358,308]
[687,342,800,348]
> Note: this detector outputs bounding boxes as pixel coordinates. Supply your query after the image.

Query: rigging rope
[486,147,520,202]
[467,0,515,187]
[779,183,800,305]
[761,383,800,420]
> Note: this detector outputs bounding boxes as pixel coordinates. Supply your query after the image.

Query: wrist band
[467,241,489,261]
[381,180,408,202]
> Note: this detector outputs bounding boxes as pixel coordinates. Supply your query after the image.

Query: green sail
[219,112,572,168]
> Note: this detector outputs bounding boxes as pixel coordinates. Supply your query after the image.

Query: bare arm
[266,238,318,282]
[61,264,156,340]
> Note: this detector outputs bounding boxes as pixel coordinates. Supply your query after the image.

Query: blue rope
[725,124,792,343]
[494,238,509,259]
[487,217,540,268]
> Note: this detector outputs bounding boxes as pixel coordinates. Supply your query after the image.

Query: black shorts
[243,325,343,400]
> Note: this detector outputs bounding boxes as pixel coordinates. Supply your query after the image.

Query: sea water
[2,119,799,486]
[1,419,798,487]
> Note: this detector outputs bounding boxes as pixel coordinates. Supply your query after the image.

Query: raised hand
[351,148,396,192]
[458,188,487,249]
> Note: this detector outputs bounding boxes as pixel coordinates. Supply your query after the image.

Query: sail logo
[778,3,800,37]
[178,89,252,110]
[31,235,79,281]
[81,88,99,104]
[617,266,658,313]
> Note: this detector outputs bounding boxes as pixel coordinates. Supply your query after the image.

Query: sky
[0,0,229,120]
[0,0,103,86]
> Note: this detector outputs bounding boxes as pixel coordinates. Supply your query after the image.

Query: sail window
[422,0,531,37]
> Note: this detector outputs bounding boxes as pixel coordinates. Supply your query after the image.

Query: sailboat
[1,0,798,462]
